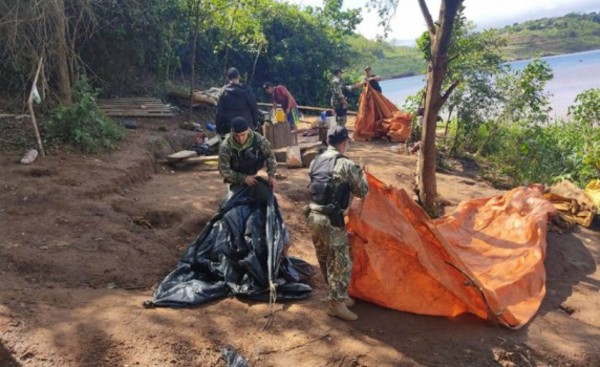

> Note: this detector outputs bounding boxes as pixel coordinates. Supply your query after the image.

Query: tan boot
[326,300,358,321]
[345,296,355,307]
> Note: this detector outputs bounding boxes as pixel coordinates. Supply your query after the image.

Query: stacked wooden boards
[98,98,176,117]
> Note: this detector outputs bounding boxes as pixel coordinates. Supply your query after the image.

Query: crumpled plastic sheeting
[221,345,251,367]
[347,174,556,328]
[544,179,596,227]
[585,179,600,209]
[150,181,313,307]
[353,85,412,143]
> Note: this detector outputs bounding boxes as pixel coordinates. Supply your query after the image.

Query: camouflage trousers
[334,107,348,126]
[307,211,352,302]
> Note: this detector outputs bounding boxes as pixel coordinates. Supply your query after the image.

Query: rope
[262,280,277,330]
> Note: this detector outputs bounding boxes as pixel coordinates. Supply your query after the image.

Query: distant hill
[370,47,425,79]
[355,12,600,80]
[498,12,600,59]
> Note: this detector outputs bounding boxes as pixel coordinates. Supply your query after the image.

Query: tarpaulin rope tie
[262,280,277,330]
[263,191,278,331]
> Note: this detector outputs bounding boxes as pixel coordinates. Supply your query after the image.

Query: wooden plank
[98,101,165,106]
[258,102,356,115]
[99,106,172,110]
[103,111,175,116]
[98,104,169,107]
[97,97,176,117]
[99,108,173,111]
[185,155,219,164]
[99,108,173,112]
[272,141,323,155]
[102,111,176,117]
[0,113,30,118]
[98,97,163,102]
[167,150,198,162]
[168,92,218,106]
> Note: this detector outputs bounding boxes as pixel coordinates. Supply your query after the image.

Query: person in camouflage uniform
[218,117,277,193]
[307,126,369,321]
[330,69,364,126]
[330,69,349,126]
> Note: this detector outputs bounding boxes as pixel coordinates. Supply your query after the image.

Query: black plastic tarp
[150,179,313,307]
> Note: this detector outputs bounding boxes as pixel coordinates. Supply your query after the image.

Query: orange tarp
[353,85,412,143]
[347,174,556,328]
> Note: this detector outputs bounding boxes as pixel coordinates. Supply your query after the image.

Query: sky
[288,0,600,43]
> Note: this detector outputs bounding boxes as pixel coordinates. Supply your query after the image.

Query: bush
[45,77,124,153]
[480,119,599,187]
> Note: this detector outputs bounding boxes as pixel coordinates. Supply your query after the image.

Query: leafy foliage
[45,77,124,153]
[568,88,600,127]
[481,119,600,187]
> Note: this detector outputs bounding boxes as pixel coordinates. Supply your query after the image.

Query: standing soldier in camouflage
[330,69,362,127]
[330,69,349,126]
[306,126,369,321]
[218,117,277,194]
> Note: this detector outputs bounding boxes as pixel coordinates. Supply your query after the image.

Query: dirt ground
[0,116,599,367]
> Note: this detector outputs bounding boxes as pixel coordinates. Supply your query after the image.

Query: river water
[379,49,600,117]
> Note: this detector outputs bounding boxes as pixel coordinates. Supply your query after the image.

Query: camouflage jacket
[330,76,347,108]
[218,131,277,184]
[308,146,369,212]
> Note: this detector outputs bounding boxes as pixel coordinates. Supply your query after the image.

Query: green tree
[370,0,464,216]
[417,15,508,152]
[568,88,600,127]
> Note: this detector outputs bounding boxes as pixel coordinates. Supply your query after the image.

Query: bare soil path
[0,118,598,367]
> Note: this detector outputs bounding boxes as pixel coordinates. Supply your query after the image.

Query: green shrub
[479,119,599,187]
[45,77,124,153]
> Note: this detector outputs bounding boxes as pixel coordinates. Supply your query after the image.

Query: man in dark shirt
[216,67,260,136]
[363,66,382,93]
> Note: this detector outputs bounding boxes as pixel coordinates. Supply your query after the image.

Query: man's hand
[244,175,258,187]
[268,176,277,190]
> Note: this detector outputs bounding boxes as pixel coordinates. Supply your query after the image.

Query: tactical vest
[308,153,350,210]
[230,136,265,176]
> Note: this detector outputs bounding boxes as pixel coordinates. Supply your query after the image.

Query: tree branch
[418,0,436,35]
[441,80,460,104]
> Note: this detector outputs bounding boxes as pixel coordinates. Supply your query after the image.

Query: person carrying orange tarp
[353,83,412,143]
[346,173,557,329]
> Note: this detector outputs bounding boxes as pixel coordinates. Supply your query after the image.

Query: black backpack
[308,153,350,209]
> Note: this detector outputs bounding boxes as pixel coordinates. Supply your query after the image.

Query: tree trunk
[189,1,202,120]
[249,43,263,85]
[222,0,241,83]
[55,0,72,105]
[417,0,463,216]
[418,69,444,216]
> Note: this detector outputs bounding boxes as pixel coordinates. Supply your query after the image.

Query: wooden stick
[0,114,30,119]
[27,57,45,157]
[257,102,356,115]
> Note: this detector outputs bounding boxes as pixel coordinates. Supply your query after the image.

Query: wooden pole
[257,102,357,115]
[27,57,46,157]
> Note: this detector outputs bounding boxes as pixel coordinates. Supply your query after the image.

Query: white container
[326,116,337,129]
[20,149,38,165]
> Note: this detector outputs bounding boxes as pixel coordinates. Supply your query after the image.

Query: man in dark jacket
[216,67,260,136]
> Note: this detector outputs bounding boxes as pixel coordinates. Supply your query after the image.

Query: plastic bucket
[275,108,286,123]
